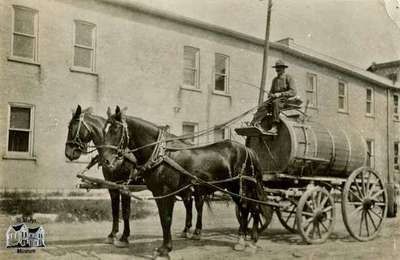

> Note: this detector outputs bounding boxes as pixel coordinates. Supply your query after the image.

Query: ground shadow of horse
[43,230,236,258]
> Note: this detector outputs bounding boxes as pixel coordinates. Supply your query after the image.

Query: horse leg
[154,196,175,258]
[192,194,204,240]
[233,199,248,251]
[106,189,120,244]
[247,207,260,253]
[181,195,193,238]
[114,193,131,248]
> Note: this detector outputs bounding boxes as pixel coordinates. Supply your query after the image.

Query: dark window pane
[215,74,225,91]
[14,8,35,35]
[13,34,34,58]
[338,97,345,109]
[74,47,92,68]
[10,107,30,129]
[338,83,345,95]
[215,54,226,75]
[366,102,371,114]
[366,89,372,100]
[182,124,195,142]
[8,130,29,152]
[75,22,93,47]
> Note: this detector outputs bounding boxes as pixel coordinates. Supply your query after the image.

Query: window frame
[366,139,375,169]
[337,80,348,113]
[182,122,198,144]
[365,87,374,117]
[306,73,318,108]
[6,103,35,159]
[394,93,400,121]
[214,53,230,94]
[394,141,400,171]
[72,20,96,73]
[10,5,39,63]
[183,46,200,89]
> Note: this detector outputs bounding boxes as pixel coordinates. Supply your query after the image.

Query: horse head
[65,105,94,161]
[102,106,132,171]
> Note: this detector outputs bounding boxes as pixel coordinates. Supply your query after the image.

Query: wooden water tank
[246,116,367,177]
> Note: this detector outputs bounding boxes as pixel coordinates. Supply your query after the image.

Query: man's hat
[272,60,288,68]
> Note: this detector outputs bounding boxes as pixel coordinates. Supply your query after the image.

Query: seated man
[252,60,297,135]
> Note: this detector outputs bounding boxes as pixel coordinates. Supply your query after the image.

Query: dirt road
[1,201,399,259]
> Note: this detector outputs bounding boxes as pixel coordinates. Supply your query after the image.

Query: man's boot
[266,124,278,135]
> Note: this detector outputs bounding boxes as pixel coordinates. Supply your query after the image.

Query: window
[73,20,96,71]
[338,81,348,112]
[366,87,374,116]
[214,127,231,142]
[7,104,34,157]
[366,139,375,169]
[395,142,400,170]
[182,123,198,144]
[306,73,317,108]
[394,94,400,120]
[183,46,200,88]
[11,6,38,61]
[214,53,230,93]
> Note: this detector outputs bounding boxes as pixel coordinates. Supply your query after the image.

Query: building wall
[0,0,398,189]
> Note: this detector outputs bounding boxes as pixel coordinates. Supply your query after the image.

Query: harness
[66,113,92,152]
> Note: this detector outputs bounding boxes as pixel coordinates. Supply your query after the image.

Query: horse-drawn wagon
[236,109,388,244]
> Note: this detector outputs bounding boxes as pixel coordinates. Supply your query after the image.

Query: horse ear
[73,105,82,118]
[106,107,112,119]
[115,106,122,121]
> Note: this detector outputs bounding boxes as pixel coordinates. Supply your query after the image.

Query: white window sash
[73,20,96,71]
[11,6,38,62]
[7,104,34,157]
[338,82,348,111]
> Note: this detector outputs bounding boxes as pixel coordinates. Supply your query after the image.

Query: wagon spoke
[302,211,314,217]
[317,191,322,209]
[348,188,363,202]
[347,201,363,206]
[350,205,363,217]
[354,179,365,199]
[317,223,322,238]
[359,211,365,237]
[320,221,329,232]
[369,208,383,220]
[370,190,384,200]
[365,171,371,196]
[367,180,378,197]
[366,211,377,230]
[322,205,333,213]
[361,170,366,196]
[365,211,370,237]
[320,195,329,209]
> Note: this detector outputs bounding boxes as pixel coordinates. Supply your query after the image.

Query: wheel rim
[276,198,298,233]
[296,187,335,244]
[342,167,387,241]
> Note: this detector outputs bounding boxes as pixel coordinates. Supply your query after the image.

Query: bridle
[66,113,92,152]
[102,118,130,157]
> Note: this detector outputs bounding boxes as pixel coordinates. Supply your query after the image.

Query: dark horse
[101,106,266,259]
[65,105,134,247]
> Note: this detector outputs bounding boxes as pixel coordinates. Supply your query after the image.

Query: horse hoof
[244,243,257,254]
[180,231,190,239]
[104,237,114,244]
[114,239,129,248]
[233,243,246,251]
[191,233,201,240]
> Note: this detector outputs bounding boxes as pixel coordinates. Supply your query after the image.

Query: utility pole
[258,0,273,106]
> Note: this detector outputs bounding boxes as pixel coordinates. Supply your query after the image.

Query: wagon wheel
[342,167,387,241]
[296,187,335,244]
[276,198,298,233]
[235,204,273,234]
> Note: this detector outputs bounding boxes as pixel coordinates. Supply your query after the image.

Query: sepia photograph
[1,0,400,259]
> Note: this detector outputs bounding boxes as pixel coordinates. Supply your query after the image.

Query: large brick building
[1,0,400,192]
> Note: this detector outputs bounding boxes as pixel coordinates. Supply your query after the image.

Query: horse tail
[204,194,213,214]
